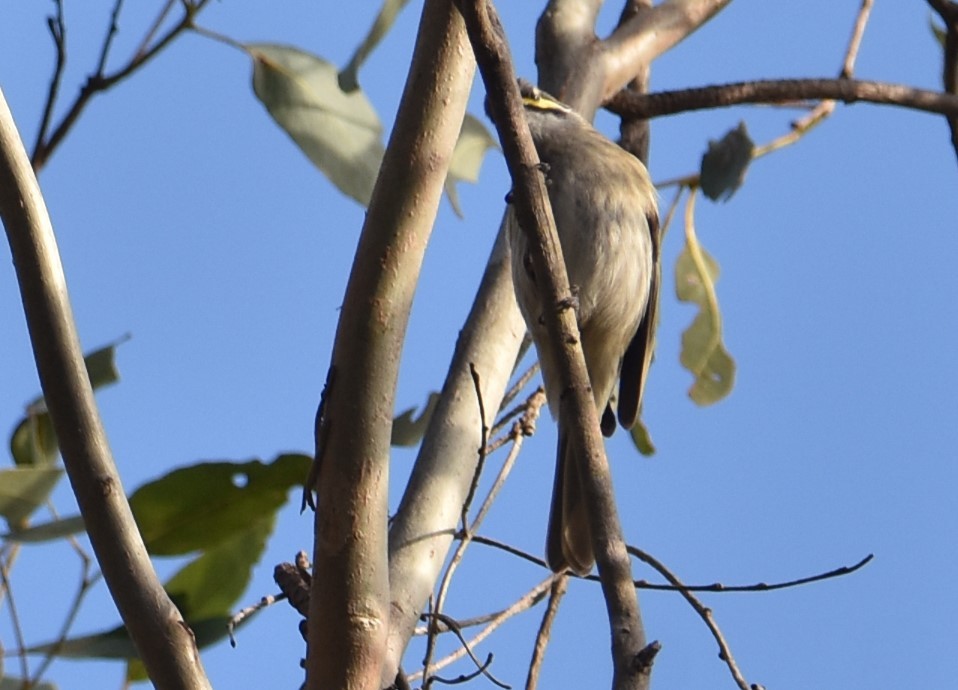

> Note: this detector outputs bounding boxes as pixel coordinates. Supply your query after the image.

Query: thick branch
[458,2,648,689]
[305,1,475,689]
[605,77,958,120]
[0,89,210,690]
[602,0,732,103]
[382,229,526,685]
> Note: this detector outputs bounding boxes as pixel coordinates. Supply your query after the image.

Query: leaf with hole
[130,453,310,555]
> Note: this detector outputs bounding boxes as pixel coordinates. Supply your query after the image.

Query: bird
[506,82,659,575]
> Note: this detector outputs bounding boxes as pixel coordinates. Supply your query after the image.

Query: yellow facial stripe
[521,90,570,113]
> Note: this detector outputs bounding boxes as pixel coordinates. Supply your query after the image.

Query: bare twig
[841,0,874,78]
[495,361,539,426]
[427,389,544,679]
[228,592,285,646]
[29,551,103,686]
[467,534,873,594]
[627,546,752,690]
[461,363,490,527]
[408,577,555,682]
[134,0,178,60]
[424,613,511,689]
[525,575,568,690]
[33,0,67,159]
[95,0,127,76]
[0,554,30,680]
[32,0,213,169]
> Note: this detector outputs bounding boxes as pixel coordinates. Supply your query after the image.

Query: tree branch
[305,0,476,687]
[0,87,211,690]
[602,0,732,105]
[628,547,752,690]
[605,78,958,120]
[458,2,648,689]
[382,229,527,685]
[928,0,958,163]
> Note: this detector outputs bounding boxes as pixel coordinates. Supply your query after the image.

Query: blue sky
[2,1,957,688]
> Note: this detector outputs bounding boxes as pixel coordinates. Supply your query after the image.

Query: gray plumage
[506,84,659,575]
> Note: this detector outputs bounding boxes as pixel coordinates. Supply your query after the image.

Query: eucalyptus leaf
[339,0,414,92]
[248,43,385,206]
[130,453,310,555]
[700,121,754,202]
[165,514,273,621]
[9,338,126,466]
[0,466,63,528]
[392,392,441,447]
[3,514,86,543]
[445,114,499,218]
[675,212,736,405]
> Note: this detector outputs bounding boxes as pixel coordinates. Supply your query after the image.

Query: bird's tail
[546,420,594,576]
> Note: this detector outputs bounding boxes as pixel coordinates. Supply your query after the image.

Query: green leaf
[3,514,86,543]
[165,514,274,621]
[338,0,414,92]
[28,613,244,664]
[25,626,136,660]
[0,466,63,528]
[445,114,499,218]
[130,453,310,555]
[675,206,736,405]
[248,43,385,206]
[629,418,656,456]
[392,392,440,447]
[700,121,754,202]
[10,412,58,466]
[9,337,127,466]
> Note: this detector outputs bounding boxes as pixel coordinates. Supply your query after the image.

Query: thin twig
[498,360,539,413]
[461,363,490,528]
[32,0,213,170]
[29,551,103,686]
[424,612,511,689]
[227,592,285,646]
[33,0,67,159]
[0,554,30,680]
[431,653,499,687]
[134,0,177,60]
[95,0,127,76]
[426,389,545,679]
[408,577,555,682]
[467,534,873,593]
[841,0,874,79]
[525,575,567,690]
[627,546,752,690]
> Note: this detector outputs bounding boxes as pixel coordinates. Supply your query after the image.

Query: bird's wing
[617,209,660,429]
